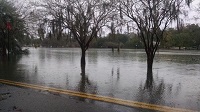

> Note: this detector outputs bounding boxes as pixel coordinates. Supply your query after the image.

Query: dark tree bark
[146,58,154,89]
[0,28,8,58]
[81,48,86,75]
[147,55,153,78]
[2,44,7,57]
[145,76,153,89]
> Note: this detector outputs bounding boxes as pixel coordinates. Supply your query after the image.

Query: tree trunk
[144,52,154,89]
[81,48,86,76]
[2,44,7,57]
[117,46,120,52]
[145,75,153,89]
[112,47,114,52]
[147,54,153,80]
[7,30,10,58]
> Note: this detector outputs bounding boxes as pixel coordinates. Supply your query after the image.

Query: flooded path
[0,48,200,111]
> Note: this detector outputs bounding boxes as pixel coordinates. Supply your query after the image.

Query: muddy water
[0,48,200,111]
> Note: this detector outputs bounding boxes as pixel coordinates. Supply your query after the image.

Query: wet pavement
[0,83,126,112]
[0,80,196,112]
[0,83,156,112]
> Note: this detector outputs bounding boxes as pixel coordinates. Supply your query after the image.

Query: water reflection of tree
[77,75,97,102]
[111,67,120,81]
[0,55,23,80]
[145,76,153,89]
[136,78,166,104]
[136,76,183,106]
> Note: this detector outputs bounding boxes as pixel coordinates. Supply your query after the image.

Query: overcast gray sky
[184,0,200,24]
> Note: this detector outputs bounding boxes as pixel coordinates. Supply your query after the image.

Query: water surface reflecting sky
[0,48,200,111]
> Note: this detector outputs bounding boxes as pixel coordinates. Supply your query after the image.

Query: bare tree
[64,0,116,75]
[118,0,191,79]
[37,0,65,40]
[106,15,126,51]
[12,0,43,39]
[36,0,116,75]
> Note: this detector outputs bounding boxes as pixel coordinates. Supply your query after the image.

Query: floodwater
[0,48,200,111]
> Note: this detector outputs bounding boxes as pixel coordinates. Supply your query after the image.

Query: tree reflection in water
[0,55,23,81]
[111,67,120,81]
[145,72,153,89]
[137,76,166,105]
[77,75,97,102]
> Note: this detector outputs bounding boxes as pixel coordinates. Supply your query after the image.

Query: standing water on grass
[0,48,200,111]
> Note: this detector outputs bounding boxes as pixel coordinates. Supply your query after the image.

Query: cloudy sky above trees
[9,0,200,35]
[14,0,200,23]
